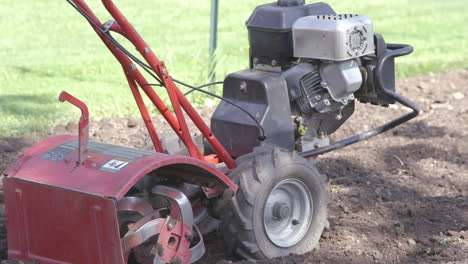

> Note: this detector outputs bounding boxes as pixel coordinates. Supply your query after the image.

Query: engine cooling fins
[297,70,323,114]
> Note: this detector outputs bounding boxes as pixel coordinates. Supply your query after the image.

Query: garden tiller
[3,0,419,263]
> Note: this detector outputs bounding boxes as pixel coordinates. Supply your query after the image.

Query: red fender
[2,136,236,263]
[4,136,237,200]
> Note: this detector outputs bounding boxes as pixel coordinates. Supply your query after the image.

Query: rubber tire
[219,146,330,260]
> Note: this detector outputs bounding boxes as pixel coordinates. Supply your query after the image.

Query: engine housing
[211,70,295,157]
[211,0,399,157]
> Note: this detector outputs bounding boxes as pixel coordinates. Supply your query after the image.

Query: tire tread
[219,147,329,260]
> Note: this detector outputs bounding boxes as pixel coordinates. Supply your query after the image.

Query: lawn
[0,0,467,137]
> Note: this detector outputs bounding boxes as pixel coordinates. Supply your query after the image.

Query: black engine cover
[211,70,295,157]
[247,1,335,68]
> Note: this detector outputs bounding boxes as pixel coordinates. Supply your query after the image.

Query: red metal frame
[71,0,236,169]
[59,91,91,165]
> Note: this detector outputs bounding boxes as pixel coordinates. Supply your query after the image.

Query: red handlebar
[68,0,236,169]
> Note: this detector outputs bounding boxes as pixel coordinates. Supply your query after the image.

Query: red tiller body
[4,177,124,264]
[3,136,236,263]
[2,0,242,262]
[4,136,236,198]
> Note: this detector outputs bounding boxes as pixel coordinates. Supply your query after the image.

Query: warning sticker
[99,159,130,174]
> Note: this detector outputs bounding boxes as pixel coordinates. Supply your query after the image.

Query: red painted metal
[70,0,236,169]
[125,76,165,153]
[71,0,181,152]
[3,176,124,263]
[176,89,237,169]
[2,136,237,263]
[102,0,216,162]
[4,136,237,199]
[102,0,200,159]
[202,186,225,199]
[3,1,245,262]
[203,154,220,164]
[157,220,192,263]
[59,91,89,165]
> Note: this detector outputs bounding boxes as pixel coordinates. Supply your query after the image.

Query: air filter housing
[292,14,374,61]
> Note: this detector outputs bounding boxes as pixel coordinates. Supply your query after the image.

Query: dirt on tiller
[0,71,467,263]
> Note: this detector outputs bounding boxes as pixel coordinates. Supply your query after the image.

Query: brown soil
[1,71,467,263]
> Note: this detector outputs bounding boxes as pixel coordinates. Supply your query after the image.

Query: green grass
[1,0,467,137]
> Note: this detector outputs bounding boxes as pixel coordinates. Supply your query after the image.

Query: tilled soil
[1,71,467,263]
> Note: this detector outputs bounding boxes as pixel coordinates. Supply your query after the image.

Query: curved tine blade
[125,210,163,236]
[152,185,194,228]
[121,217,164,253]
[116,197,154,216]
[190,225,206,263]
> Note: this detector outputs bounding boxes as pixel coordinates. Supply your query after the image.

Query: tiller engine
[3,0,419,263]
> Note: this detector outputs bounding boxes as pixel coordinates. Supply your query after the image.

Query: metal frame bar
[209,0,219,83]
[70,0,236,169]
[300,44,420,158]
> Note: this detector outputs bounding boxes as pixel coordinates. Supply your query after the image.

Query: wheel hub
[263,178,313,248]
[273,203,291,220]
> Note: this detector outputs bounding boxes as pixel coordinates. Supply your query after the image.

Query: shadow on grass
[13,66,55,78]
[0,94,58,117]
[0,94,63,136]
[11,66,122,84]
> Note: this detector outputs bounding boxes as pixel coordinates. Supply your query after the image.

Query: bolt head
[294,116,304,123]
[240,82,247,93]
